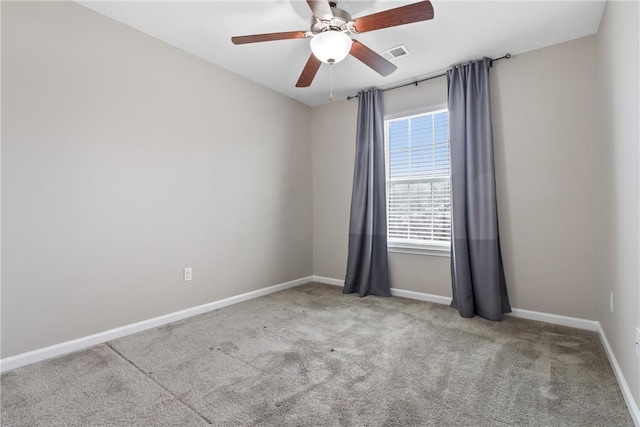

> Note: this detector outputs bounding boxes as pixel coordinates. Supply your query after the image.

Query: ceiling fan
[231,1,434,88]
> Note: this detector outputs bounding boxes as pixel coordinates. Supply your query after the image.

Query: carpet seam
[104,342,213,425]
[218,349,268,375]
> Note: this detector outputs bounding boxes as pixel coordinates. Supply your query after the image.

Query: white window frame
[384,105,451,257]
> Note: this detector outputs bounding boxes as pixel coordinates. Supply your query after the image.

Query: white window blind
[384,109,451,250]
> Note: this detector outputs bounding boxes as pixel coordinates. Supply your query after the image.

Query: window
[384,108,451,255]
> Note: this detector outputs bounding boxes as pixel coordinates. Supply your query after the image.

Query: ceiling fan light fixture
[310,31,352,64]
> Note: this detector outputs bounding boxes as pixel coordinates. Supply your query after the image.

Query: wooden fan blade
[296,54,322,87]
[306,0,333,20]
[231,31,308,45]
[349,40,397,77]
[353,1,434,33]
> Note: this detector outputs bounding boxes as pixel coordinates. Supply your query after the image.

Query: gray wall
[491,36,599,320]
[313,36,601,321]
[1,2,313,358]
[596,0,640,407]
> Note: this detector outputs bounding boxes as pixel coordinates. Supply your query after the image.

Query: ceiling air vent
[381,45,410,61]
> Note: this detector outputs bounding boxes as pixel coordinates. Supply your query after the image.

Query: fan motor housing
[310,7,353,34]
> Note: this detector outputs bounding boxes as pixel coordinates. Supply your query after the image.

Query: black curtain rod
[346,53,512,101]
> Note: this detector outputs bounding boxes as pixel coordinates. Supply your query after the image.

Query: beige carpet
[1,283,633,426]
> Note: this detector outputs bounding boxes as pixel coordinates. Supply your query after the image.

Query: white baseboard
[389,288,453,306]
[3,274,638,426]
[311,275,344,287]
[313,275,453,305]
[508,308,598,331]
[313,276,597,330]
[0,276,312,373]
[597,323,640,426]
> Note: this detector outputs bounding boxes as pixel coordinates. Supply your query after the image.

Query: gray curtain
[343,88,391,297]
[448,58,511,320]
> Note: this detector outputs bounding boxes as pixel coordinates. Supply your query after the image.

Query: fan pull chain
[329,63,334,102]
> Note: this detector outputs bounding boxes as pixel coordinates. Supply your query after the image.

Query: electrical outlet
[183,267,193,282]
[609,292,613,313]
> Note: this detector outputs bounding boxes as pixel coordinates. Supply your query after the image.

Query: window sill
[388,244,451,257]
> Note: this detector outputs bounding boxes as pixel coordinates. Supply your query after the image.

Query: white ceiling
[78,1,605,107]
